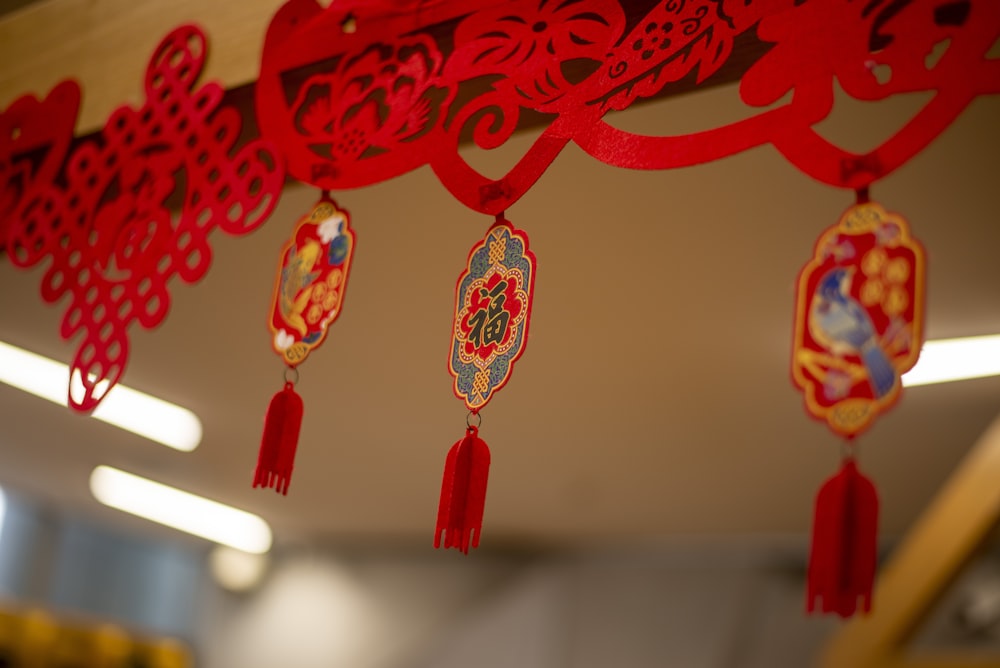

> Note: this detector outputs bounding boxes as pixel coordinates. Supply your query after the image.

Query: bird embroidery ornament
[436,216,536,553]
[254,196,356,495]
[792,198,926,617]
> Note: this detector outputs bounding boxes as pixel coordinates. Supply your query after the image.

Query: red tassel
[806,458,879,617]
[435,426,490,553]
[253,382,303,495]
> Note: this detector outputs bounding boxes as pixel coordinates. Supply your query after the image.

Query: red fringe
[253,382,303,495]
[435,426,490,553]
[806,458,879,617]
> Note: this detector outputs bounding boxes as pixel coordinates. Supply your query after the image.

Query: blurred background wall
[4,487,1000,667]
[0,487,844,668]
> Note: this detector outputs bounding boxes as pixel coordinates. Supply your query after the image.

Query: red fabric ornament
[793,198,922,617]
[256,0,1000,214]
[253,382,304,496]
[435,425,491,554]
[253,195,357,495]
[4,25,283,412]
[807,457,879,617]
[434,216,536,551]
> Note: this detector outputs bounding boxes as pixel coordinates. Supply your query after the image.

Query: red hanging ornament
[792,196,925,616]
[436,215,535,551]
[792,199,925,437]
[254,195,356,494]
[806,455,879,617]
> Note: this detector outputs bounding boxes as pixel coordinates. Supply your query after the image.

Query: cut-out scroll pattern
[258,0,1000,213]
[0,80,80,254]
[3,25,284,412]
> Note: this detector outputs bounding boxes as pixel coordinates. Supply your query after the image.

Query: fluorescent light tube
[903,334,1000,387]
[90,466,273,554]
[0,341,202,451]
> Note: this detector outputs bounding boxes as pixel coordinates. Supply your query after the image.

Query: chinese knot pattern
[269,198,355,367]
[450,221,535,410]
[3,25,284,411]
[792,203,926,437]
[258,0,1000,213]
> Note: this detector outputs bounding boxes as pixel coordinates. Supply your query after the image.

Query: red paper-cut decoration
[4,25,284,412]
[435,425,491,554]
[254,381,304,496]
[807,457,879,617]
[0,81,80,254]
[257,0,1000,213]
[792,202,925,437]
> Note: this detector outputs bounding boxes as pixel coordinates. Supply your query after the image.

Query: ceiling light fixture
[209,545,271,592]
[90,466,273,554]
[0,341,202,451]
[902,334,1000,387]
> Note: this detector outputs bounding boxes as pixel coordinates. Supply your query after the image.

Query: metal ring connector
[841,438,856,461]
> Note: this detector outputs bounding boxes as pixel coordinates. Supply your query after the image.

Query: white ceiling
[1,83,998,550]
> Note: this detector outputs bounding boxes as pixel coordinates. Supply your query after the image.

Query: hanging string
[841,434,856,461]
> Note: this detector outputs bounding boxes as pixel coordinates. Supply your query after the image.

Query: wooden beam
[819,413,1000,668]
[0,0,281,134]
